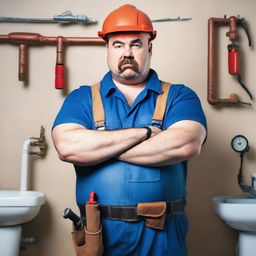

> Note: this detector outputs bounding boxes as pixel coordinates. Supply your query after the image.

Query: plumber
[52,4,207,256]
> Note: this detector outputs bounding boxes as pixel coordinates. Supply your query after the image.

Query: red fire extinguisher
[228,44,239,74]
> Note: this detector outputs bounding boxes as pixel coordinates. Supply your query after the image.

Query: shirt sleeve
[163,84,207,130]
[52,86,93,129]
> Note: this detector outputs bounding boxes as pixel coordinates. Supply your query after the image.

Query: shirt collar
[145,69,162,94]
[100,69,162,97]
[100,72,116,97]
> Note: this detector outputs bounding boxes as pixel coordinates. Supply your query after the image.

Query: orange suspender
[91,82,105,129]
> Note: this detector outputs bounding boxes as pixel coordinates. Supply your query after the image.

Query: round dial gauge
[231,135,249,153]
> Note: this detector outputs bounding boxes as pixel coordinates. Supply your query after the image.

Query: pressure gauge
[231,135,250,153]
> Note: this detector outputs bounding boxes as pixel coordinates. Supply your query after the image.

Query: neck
[113,79,146,89]
[113,79,146,106]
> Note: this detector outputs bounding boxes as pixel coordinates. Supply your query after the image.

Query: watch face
[231,135,249,153]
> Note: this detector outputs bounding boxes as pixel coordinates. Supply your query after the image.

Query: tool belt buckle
[137,201,166,230]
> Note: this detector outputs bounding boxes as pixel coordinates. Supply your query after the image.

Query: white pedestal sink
[0,190,46,256]
[212,195,256,256]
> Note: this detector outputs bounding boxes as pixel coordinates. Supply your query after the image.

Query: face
[107,32,152,85]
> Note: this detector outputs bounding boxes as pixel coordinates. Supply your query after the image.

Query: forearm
[117,121,206,166]
[52,123,149,166]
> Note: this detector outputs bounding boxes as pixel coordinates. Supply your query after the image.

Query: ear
[148,42,153,54]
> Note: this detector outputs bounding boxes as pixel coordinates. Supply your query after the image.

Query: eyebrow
[130,39,142,44]
[112,40,124,46]
[112,38,143,46]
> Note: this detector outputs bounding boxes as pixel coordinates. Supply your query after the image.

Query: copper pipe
[55,37,65,89]
[19,43,27,81]
[0,32,105,45]
[227,16,238,41]
[207,17,250,105]
[56,36,65,64]
[0,32,105,86]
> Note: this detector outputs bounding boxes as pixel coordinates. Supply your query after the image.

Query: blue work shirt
[53,69,207,256]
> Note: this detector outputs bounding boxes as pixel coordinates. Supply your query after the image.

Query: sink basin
[212,195,256,232]
[0,190,46,226]
[212,195,256,256]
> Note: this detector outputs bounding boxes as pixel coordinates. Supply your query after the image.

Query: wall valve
[30,126,47,156]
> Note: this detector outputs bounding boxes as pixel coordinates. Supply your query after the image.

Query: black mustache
[118,57,139,72]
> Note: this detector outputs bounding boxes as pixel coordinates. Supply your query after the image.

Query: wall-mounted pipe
[20,139,32,191]
[19,43,27,81]
[20,126,47,191]
[207,16,251,105]
[0,33,105,89]
[0,10,97,24]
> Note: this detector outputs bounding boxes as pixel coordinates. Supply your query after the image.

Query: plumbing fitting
[151,17,192,22]
[20,237,39,250]
[251,174,256,190]
[208,16,252,105]
[21,237,38,245]
[0,10,97,24]
[30,126,47,157]
[0,32,105,89]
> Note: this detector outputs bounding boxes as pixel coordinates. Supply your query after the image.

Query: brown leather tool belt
[79,199,186,230]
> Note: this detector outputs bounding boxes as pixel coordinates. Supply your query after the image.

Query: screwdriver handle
[63,208,83,230]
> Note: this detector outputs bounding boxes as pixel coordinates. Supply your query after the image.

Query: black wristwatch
[143,126,152,140]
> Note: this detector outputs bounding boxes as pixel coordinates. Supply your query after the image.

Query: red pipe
[0,32,105,89]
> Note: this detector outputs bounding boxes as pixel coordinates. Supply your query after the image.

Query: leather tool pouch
[72,204,103,256]
[137,201,167,230]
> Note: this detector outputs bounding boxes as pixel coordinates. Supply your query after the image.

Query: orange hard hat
[98,5,156,41]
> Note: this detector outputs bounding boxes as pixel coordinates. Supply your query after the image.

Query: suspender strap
[91,81,172,130]
[91,82,105,130]
[152,81,172,127]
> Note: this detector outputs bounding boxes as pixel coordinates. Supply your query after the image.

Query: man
[52,4,207,256]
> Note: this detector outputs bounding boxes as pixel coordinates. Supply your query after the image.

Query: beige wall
[0,0,255,255]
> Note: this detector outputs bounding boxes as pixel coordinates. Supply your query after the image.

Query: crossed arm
[51,120,206,167]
